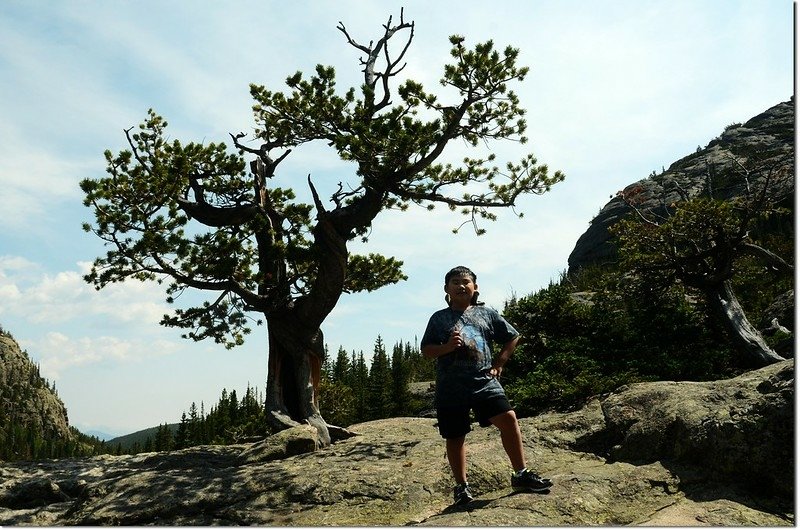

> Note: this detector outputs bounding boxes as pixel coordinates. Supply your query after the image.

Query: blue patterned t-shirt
[421,305,519,407]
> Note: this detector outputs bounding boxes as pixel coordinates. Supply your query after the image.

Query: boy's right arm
[422,328,462,358]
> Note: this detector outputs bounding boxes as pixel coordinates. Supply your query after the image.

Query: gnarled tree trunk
[704,280,785,367]
[264,313,330,445]
[262,193,364,447]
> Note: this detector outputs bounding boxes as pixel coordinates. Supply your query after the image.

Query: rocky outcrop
[568,98,794,274]
[0,333,72,454]
[0,360,792,526]
[590,362,793,496]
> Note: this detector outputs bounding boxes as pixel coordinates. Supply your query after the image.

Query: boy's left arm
[489,335,521,378]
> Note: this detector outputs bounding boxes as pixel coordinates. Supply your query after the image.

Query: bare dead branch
[738,242,794,275]
[338,9,414,112]
[307,174,328,218]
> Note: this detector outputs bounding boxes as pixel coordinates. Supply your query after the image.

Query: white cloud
[0,117,101,233]
[18,332,180,380]
[0,257,169,326]
[0,255,40,273]
[0,256,186,380]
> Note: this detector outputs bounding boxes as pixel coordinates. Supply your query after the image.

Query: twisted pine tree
[80,11,563,444]
[613,157,793,367]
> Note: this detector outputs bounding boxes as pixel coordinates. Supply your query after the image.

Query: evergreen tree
[154,423,173,451]
[229,390,239,427]
[200,401,211,444]
[390,342,412,416]
[332,346,350,384]
[351,352,369,422]
[175,412,189,449]
[405,339,435,382]
[187,402,201,446]
[232,384,265,439]
[318,346,356,427]
[318,378,355,428]
[204,407,218,443]
[349,352,358,388]
[215,389,231,442]
[614,179,791,367]
[321,343,333,380]
[367,336,392,420]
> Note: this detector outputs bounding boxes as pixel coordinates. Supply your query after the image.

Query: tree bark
[264,313,332,445]
[704,280,785,367]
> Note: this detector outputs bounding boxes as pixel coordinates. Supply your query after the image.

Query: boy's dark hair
[445,265,477,285]
[444,266,484,306]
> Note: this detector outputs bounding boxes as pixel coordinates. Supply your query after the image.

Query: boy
[421,266,552,505]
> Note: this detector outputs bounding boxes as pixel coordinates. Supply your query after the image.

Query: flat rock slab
[0,361,793,526]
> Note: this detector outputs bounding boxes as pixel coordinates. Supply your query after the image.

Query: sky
[0,0,793,438]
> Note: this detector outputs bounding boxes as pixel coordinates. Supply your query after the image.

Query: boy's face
[445,273,478,303]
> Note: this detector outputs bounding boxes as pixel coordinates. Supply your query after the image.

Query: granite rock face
[0,360,792,526]
[567,99,794,274]
[0,334,72,450]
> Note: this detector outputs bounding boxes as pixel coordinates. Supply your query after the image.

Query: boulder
[238,424,320,464]
[597,360,793,497]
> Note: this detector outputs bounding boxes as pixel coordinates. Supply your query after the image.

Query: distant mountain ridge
[106,423,179,450]
[84,430,122,442]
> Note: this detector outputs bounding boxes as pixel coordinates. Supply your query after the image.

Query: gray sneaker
[453,482,474,505]
[511,469,552,492]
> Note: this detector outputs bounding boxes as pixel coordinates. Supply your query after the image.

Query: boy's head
[444,266,482,306]
[444,266,476,285]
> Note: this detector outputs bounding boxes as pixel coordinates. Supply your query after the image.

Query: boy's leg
[445,436,468,483]
[489,410,526,471]
[436,405,472,483]
[447,435,473,505]
[488,407,553,492]
[476,397,553,492]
